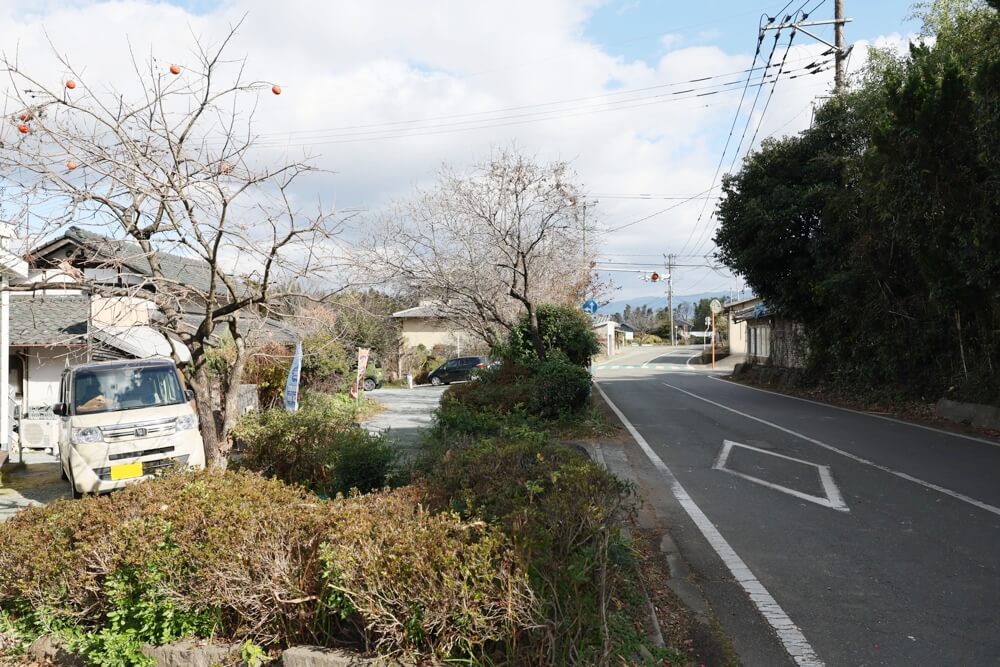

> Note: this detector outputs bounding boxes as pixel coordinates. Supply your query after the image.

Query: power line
[603,186,718,233]
[676,13,782,259]
[246,61,832,148]
[241,56,830,143]
[688,23,803,259]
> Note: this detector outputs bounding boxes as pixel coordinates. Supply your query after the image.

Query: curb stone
[23,637,439,667]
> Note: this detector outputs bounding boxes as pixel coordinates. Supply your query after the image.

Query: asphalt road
[594,348,1000,666]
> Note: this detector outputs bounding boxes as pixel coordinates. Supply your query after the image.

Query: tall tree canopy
[715,0,1000,401]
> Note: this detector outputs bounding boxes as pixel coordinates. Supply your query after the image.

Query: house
[617,322,635,342]
[591,314,626,357]
[724,296,806,368]
[5,227,297,454]
[392,301,478,356]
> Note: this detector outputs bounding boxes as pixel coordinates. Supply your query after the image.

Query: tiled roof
[40,227,221,297]
[392,304,442,318]
[10,295,89,346]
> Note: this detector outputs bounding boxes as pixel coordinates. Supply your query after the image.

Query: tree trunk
[188,367,226,469]
[525,302,547,361]
[221,325,248,446]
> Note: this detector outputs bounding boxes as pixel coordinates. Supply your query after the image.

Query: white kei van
[53,357,206,497]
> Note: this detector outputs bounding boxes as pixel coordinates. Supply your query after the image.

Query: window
[73,365,183,415]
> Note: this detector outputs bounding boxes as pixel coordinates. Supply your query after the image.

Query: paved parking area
[0,450,69,522]
[363,385,448,460]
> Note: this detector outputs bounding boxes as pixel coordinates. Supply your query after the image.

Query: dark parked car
[427,356,487,385]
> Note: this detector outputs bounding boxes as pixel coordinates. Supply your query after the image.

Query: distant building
[724,296,806,368]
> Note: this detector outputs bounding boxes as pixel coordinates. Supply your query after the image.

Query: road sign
[582,299,598,314]
[710,298,723,314]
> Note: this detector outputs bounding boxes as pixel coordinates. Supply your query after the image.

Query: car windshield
[73,365,184,415]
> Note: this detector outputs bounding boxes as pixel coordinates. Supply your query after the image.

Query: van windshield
[73,365,184,415]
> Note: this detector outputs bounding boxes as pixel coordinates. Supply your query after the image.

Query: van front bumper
[67,432,206,494]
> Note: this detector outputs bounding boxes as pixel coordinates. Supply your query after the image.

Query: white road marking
[708,375,1000,449]
[664,382,1000,518]
[715,440,849,512]
[595,382,824,667]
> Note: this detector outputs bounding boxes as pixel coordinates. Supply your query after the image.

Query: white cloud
[0,1,914,301]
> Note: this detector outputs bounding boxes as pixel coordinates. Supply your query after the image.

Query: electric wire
[675,13,781,259]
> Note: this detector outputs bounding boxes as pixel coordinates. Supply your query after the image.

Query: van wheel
[66,467,83,500]
[430,376,443,386]
[363,378,377,392]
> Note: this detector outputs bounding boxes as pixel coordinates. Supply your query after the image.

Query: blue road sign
[582,299,598,314]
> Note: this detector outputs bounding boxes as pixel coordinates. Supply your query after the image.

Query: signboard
[705,316,711,326]
[283,342,303,412]
[582,299,598,314]
[710,299,723,314]
[350,347,371,399]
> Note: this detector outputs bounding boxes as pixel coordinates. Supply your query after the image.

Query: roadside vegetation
[715,0,1000,405]
[0,305,695,666]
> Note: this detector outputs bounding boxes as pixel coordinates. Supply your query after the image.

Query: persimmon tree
[0,27,350,466]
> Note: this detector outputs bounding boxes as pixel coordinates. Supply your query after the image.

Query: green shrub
[445,361,533,413]
[420,437,633,664]
[234,393,395,497]
[500,304,600,367]
[0,472,534,664]
[301,332,351,394]
[527,357,592,418]
[320,486,533,659]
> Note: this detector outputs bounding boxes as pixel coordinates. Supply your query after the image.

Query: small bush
[528,357,593,418]
[234,393,395,496]
[420,437,633,664]
[0,472,534,664]
[501,304,600,367]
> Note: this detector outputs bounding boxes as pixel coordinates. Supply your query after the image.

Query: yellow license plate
[110,462,144,481]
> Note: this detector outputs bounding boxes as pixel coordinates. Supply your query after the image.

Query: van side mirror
[52,403,68,417]
[184,390,195,402]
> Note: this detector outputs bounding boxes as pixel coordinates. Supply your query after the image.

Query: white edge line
[594,382,825,667]
[708,375,1000,449]
[717,440,849,512]
[664,382,1000,518]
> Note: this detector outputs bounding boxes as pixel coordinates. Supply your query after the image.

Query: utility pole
[665,253,675,346]
[834,0,846,92]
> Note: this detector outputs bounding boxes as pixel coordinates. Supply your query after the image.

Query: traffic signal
[650,272,660,282]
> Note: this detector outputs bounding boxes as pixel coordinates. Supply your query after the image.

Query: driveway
[0,450,70,523]
[363,385,448,460]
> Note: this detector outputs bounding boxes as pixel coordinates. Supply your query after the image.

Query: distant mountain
[598,291,733,315]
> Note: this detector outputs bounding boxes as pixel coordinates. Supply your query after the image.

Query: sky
[0,0,921,302]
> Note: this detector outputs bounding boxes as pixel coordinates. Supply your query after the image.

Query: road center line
[594,382,824,667]
[663,382,1000,518]
[707,375,1000,449]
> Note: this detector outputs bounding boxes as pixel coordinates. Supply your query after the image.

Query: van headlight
[175,414,198,432]
[71,427,103,444]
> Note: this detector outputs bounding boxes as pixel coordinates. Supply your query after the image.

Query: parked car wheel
[430,376,444,386]
[363,378,377,392]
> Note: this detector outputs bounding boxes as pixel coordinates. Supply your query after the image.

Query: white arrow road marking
[715,440,849,512]
[595,382,824,667]
[664,382,1000,519]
